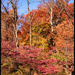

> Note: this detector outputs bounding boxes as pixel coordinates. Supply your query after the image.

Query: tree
[53,20,74,75]
[56,0,74,25]
[27,0,33,46]
[39,0,54,32]
[9,0,19,49]
[1,0,19,49]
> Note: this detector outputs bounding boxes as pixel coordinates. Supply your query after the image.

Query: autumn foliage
[1,0,74,75]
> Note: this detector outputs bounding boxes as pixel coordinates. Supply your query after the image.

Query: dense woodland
[1,0,74,75]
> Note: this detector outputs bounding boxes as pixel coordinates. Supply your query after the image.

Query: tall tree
[27,0,32,46]
[27,0,36,46]
[10,0,19,49]
[39,0,54,32]
[1,0,19,49]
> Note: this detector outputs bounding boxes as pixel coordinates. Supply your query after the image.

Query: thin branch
[31,12,36,23]
[29,1,40,4]
[1,1,9,14]
[55,8,64,25]
[9,0,15,9]
[1,1,15,23]
[54,0,74,25]
[24,27,29,32]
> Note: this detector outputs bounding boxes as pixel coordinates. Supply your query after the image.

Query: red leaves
[37,65,60,75]
[1,41,65,74]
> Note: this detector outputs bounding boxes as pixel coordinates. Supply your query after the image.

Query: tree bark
[27,0,32,46]
[12,0,19,49]
[50,7,53,32]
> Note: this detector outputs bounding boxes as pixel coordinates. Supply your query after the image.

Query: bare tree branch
[56,0,74,25]
[29,0,40,4]
[64,8,74,25]
[1,1,9,14]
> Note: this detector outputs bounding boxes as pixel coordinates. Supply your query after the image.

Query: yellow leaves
[38,28,42,33]
[37,56,45,60]
[20,42,26,46]
[42,38,46,43]
[1,62,10,67]
[32,32,48,48]
[11,70,23,75]
[19,33,30,46]
[41,56,45,59]
[17,69,23,75]
[37,57,41,60]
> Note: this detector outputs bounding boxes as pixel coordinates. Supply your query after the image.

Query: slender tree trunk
[13,23,19,50]
[27,0,32,46]
[13,1,19,49]
[30,22,32,46]
[50,7,53,32]
[14,22,19,49]
[42,0,54,48]
[41,0,54,32]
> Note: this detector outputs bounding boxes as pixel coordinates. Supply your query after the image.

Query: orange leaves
[1,11,15,41]
[18,1,74,50]
[54,20,74,48]
[23,33,29,42]
[32,9,49,24]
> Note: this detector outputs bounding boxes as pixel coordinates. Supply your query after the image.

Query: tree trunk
[13,1,19,49]
[27,0,32,46]
[50,7,53,32]
[13,23,19,50]
[15,23,19,49]
[30,22,32,46]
